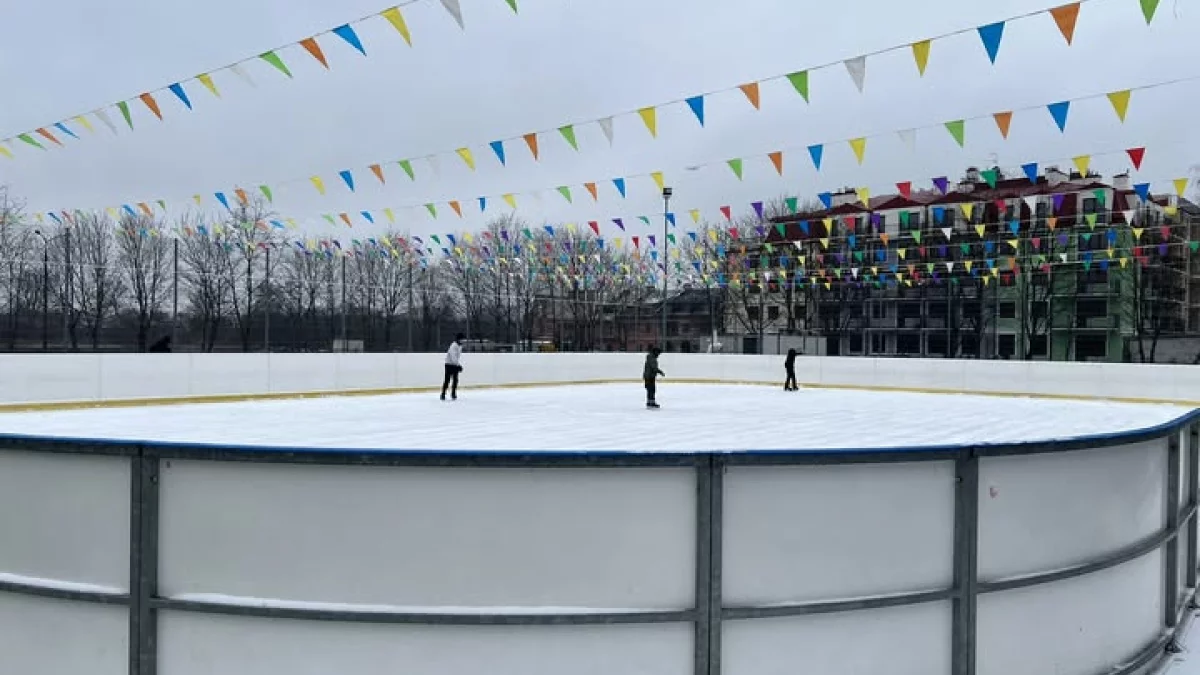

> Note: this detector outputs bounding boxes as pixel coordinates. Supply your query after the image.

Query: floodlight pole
[661,187,672,352]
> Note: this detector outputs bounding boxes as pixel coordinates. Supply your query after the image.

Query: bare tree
[415,262,454,350]
[115,214,171,351]
[178,217,229,352]
[0,190,36,349]
[66,214,126,349]
[219,199,277,351]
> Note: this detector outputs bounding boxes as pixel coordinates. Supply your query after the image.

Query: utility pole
[661,186,672,352]
[63,227,70,350]
[264,246,271,353]
[340,255,348,351]
[172,238,179,348]
[406,261,414,353]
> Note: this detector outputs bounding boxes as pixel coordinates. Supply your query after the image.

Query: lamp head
[662,187,673,198]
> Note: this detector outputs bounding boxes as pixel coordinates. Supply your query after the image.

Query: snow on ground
[0,384,1191,453]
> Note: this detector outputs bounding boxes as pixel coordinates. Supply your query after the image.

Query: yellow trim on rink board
[0,378,1195,413]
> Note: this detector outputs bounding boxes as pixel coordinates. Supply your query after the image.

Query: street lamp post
[661,186,672,352]
[33,230,50,351]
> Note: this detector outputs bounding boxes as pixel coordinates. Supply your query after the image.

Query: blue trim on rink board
[0,406,1197,459]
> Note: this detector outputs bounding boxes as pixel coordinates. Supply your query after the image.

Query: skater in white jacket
[441,334,465,401]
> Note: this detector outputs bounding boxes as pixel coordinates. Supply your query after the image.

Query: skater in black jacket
[644,347,664,408]
[784,348,798,391]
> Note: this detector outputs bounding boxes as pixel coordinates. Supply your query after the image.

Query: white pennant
[844,56,866,93]
[940,227,952,240]
[598,117,614,145]
[229,63,256,88]
[946,262,955,273]
[851,267,859,279]
[1123,209,1136,225]
[896,129,916,152]
[94,108,118,134]
[1060,253,1069,263]
[439,0,465,29]
[1023,196,1040,213]
[427,154,441,177]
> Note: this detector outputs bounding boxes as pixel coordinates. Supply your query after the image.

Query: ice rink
[0,383,1191,452]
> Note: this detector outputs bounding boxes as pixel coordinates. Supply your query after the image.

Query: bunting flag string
[56,76,1190,218]
[0,0,515,155]
[0,0,1167,160]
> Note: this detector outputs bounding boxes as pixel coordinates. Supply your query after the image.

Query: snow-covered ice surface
[0,384,1192,453]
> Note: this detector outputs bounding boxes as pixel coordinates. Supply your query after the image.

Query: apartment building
[745,167,1198,362]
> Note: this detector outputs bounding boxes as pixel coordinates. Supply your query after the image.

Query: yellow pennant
[975,224,986,238]
[456,148,475,170]
[819,238,829,249]
[1007,239,1019,250]
[638,107,657,137]
[310,176,326,195]
[849,137,867,165]
[651,171,665,192]
[898,248,907,259]
[911,40,931,76]
[855,186,870,205]
[73,115,94,133]
[381,7,413,46]
[0,145,11,159]
[197,73,220,98]
[192,194,202,206]
[1106,90,1131,122]
[503,193,517,209]
[690,209,700,224]
[1174,178,1189,197]
[384,208,395,223]
[1072,155,1091,175]
[961,203,974,220]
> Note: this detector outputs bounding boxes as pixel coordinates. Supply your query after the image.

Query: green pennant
[558,125,579,151]
[117,101,134,129]
[1093,188,1106,206]
[727,158,744,180]
[854,251,864,262]
[260,51,293,77]
[17,133,44,150]
[1085,214,1097,229]
[322,214,335,225]
[786,197,798,214]
[899,211,910,226]
[431,235,442,244]
[1081,232,1092,244]
[764,243,774,253]
[557,186,572,203]
[913,231,923,244]
[504,0,518,13]
[960,243,970,255]
[945,119,965,147]
[639,216,650,225]
[786,71,810,102]
[774,223,786,236]
[398,160,415,180]
[523,228,533,240]
[981,169,998,188]
[927,263,935,273]
[1141,0,1161,24]
[1190,241,1199,252]
[259,185,273,202]
[425,203,438,218]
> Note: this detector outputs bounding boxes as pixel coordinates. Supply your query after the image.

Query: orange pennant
[234,188,249,204]
[768,151,783,175]
[449,200,463,217]
[300,37,329,69]
[993,111,1012,138]
[340,213,353,227]
[369,164,385,184]
[1050,3,1081,45]
[584,182,598,201]
[524,133,539,160]
[35,128,62,146]
[739,82,761,109]
[139,93,163,120]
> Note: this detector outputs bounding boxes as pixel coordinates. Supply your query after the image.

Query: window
[999,302,1016,319]
[1075,334,1107,360]
[999,334,1016,357]
[767,306,780,321]
[871,334,887,353]
[747,306,760,321]
[871,302,887,319]
[1077,298,1107,318]
[1030,334,1048,357]
[849,334,864,354]
[927,334,947,356]
[897,334,920,355]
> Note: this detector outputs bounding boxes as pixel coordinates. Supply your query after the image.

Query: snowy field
[0,383,1191,453]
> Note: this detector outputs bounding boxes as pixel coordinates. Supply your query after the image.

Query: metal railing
[1,410,1199,675]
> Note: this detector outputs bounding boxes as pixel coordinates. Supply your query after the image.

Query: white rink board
[722,462,954,604]
[976,553,1163,675]
[0,384,1189,453]
[721,602,951,675]
[158,461,695,608]
[0,450,130,590]
[977,441,1166,580]
[0,594,127,675]
[159,612,692,675]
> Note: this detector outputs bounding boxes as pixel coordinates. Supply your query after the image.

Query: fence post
[694,455,723,675]
[129,447,160,675]
[1188,424,1198,592]
[1166,432,1182,629]
[952,450,979,675]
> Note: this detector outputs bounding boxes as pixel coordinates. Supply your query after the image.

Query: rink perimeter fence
[1,353,1200,675]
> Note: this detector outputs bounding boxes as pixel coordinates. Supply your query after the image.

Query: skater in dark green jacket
[644,347,664,408]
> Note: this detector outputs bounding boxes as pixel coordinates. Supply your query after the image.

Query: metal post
[171,239,179,348]
[63,227,70,350]
[1188,424,1198,591]
[129,446,160,675]
[1166,432,1181,628]
[407,262,414,353]
[952,451,980,675]
[264,246,271,352]
[41,243,48,351]
[662,187,672,352]
[694,454,723,675]
[340,255,348,351]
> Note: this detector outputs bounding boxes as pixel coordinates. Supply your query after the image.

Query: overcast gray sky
[0,0,1195,240]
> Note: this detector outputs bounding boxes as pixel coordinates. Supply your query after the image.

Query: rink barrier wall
[2,411,1200,675]
[2,352,1200,410]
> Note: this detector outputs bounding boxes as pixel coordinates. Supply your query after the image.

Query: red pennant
[843,217,855,232]
[730,227,739,239]
[720,206,732,221]
[1032,237,1041,249]
[1012,263,1021,276]
[1161,226,1171,240]
[1127,147,1145,171]
[589,221,600,235]
[632,236,640,249]
[1040,264,1051,274]
[918,247,927,258]
[994,199,1006,210]
[896,181,912,199]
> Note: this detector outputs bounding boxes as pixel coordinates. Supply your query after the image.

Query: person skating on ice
[784,348,798,391]
[441,334,464,401]
[644,346,665,409]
